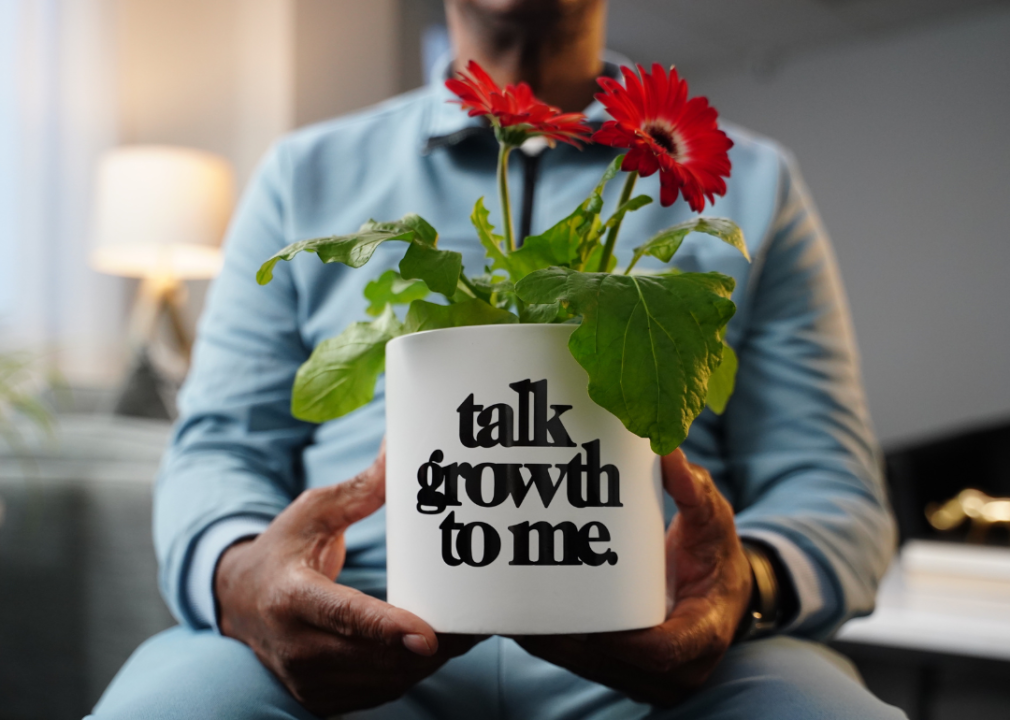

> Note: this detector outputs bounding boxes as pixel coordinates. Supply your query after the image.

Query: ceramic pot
[385,323,666,634]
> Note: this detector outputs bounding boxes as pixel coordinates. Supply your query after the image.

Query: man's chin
[450,0,599,23]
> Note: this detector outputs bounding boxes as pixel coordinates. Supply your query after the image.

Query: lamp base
[113,348,176,420]
[113,276,193,420]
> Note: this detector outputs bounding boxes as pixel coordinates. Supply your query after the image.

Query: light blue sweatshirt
[155,58,896,641]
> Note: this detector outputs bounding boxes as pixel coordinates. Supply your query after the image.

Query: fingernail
[403,633,433,656]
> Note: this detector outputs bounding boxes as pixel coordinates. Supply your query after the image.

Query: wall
[105,0,404,382]
[1,0,124,386]
[116,0,404,187]
[115,0,294,187]
[692,6,1010,445]
[293,0,400,128]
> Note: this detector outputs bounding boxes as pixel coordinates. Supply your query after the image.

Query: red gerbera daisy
[593,64,733,212]
[446,60,591,148]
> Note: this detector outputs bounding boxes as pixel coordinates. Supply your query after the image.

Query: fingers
[268,625,458,716]
[660,449,710,518]
[660,449,735,539]
[327,446,387,529]
[586,598,717,673]
[517,600,724,700]
[300,575,439,656]
[292,445,387,534]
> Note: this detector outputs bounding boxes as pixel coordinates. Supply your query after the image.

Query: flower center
[644,122,678,156]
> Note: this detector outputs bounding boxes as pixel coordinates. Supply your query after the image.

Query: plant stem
[457,273,479,299]
[497,144,516,252]
[597,171,638,272]
[623,250,644,275]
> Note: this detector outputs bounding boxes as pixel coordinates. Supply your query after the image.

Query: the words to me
[415,379,623,568]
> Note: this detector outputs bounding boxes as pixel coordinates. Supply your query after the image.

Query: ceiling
[605,0,1009,77]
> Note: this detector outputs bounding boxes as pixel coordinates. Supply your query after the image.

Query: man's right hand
[215,447,477,715]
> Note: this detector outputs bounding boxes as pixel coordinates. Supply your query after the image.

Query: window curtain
[0,0,124,386]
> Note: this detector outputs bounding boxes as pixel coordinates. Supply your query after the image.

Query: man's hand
[215,447,477,715]
[516,449,753,707]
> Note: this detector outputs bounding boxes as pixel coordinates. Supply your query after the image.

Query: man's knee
[88,626,313,720]
[656,636,907,720]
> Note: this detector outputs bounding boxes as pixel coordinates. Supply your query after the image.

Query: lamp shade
[90,146,235,279]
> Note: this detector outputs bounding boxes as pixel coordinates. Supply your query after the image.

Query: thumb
[302,575,440,656]
[293,443,387,535]
[327,443,387,530]
[660,448,718,532]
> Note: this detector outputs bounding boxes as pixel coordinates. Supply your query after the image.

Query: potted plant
[257,62,748,634]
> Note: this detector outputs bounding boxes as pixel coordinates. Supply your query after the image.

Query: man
[91,0,903,717]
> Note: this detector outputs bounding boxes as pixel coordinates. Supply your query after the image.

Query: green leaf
[468,274,513,295]
[519,301,562,323]
[597,154,625,190]
[584,243,617,274]
[705,342,738,415]
[573,215,604,270]
[630,217,750,270]
[467,274,515,307]
[399,213,438,245]
[507,156,632,278]
[471,198,512,278]
[510,206,592,277]
[10,396,55,437]
[257,213,439,285]
[0,352,58,447]
[398,242,462,299]
[671,271,736,300]
[466,156,628,285]
[603,194,653,229]
[510,212,584,276]
[403,299,519,334]
[291,305,403,423]
[515,268,737,454]
[572,155,629,269]
[258,227,408,285]
[511,266,573,305]
[363,270,429,317]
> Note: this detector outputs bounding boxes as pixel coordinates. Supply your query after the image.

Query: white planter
[385,323,666,634]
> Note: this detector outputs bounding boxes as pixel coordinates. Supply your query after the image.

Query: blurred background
[0,1,1008,718]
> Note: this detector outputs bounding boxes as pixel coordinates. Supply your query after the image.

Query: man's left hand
[515,449,753,707]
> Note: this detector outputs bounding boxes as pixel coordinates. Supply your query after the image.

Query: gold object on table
[926,489,1010,543]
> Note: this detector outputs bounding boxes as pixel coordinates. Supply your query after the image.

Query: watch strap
[734,541,782,643]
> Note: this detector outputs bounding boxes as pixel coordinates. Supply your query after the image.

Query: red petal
[621,66,648,119]
[651,63,671,120]
[465,60,499,94]
[681,179,705,213]
[659,182,680,207]
[445,60,591,144]
[592,122,636,148]
[635,146,661,177]
[588,62,733,209]
[595,78,639,126]
[622,146,646,173]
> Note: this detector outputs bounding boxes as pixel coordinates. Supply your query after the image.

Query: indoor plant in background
[258,62,749,633]
[0,353,57,456]
[0,352,60,530]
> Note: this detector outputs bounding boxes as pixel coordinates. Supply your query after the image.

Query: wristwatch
[733,540,797,643]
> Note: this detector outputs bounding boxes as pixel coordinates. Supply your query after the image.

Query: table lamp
[90,145,235,416]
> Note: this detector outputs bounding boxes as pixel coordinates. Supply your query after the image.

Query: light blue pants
[89,628,905,719]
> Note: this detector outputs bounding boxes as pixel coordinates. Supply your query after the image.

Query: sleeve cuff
[186,516,272,630]
[738,528,829,632]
